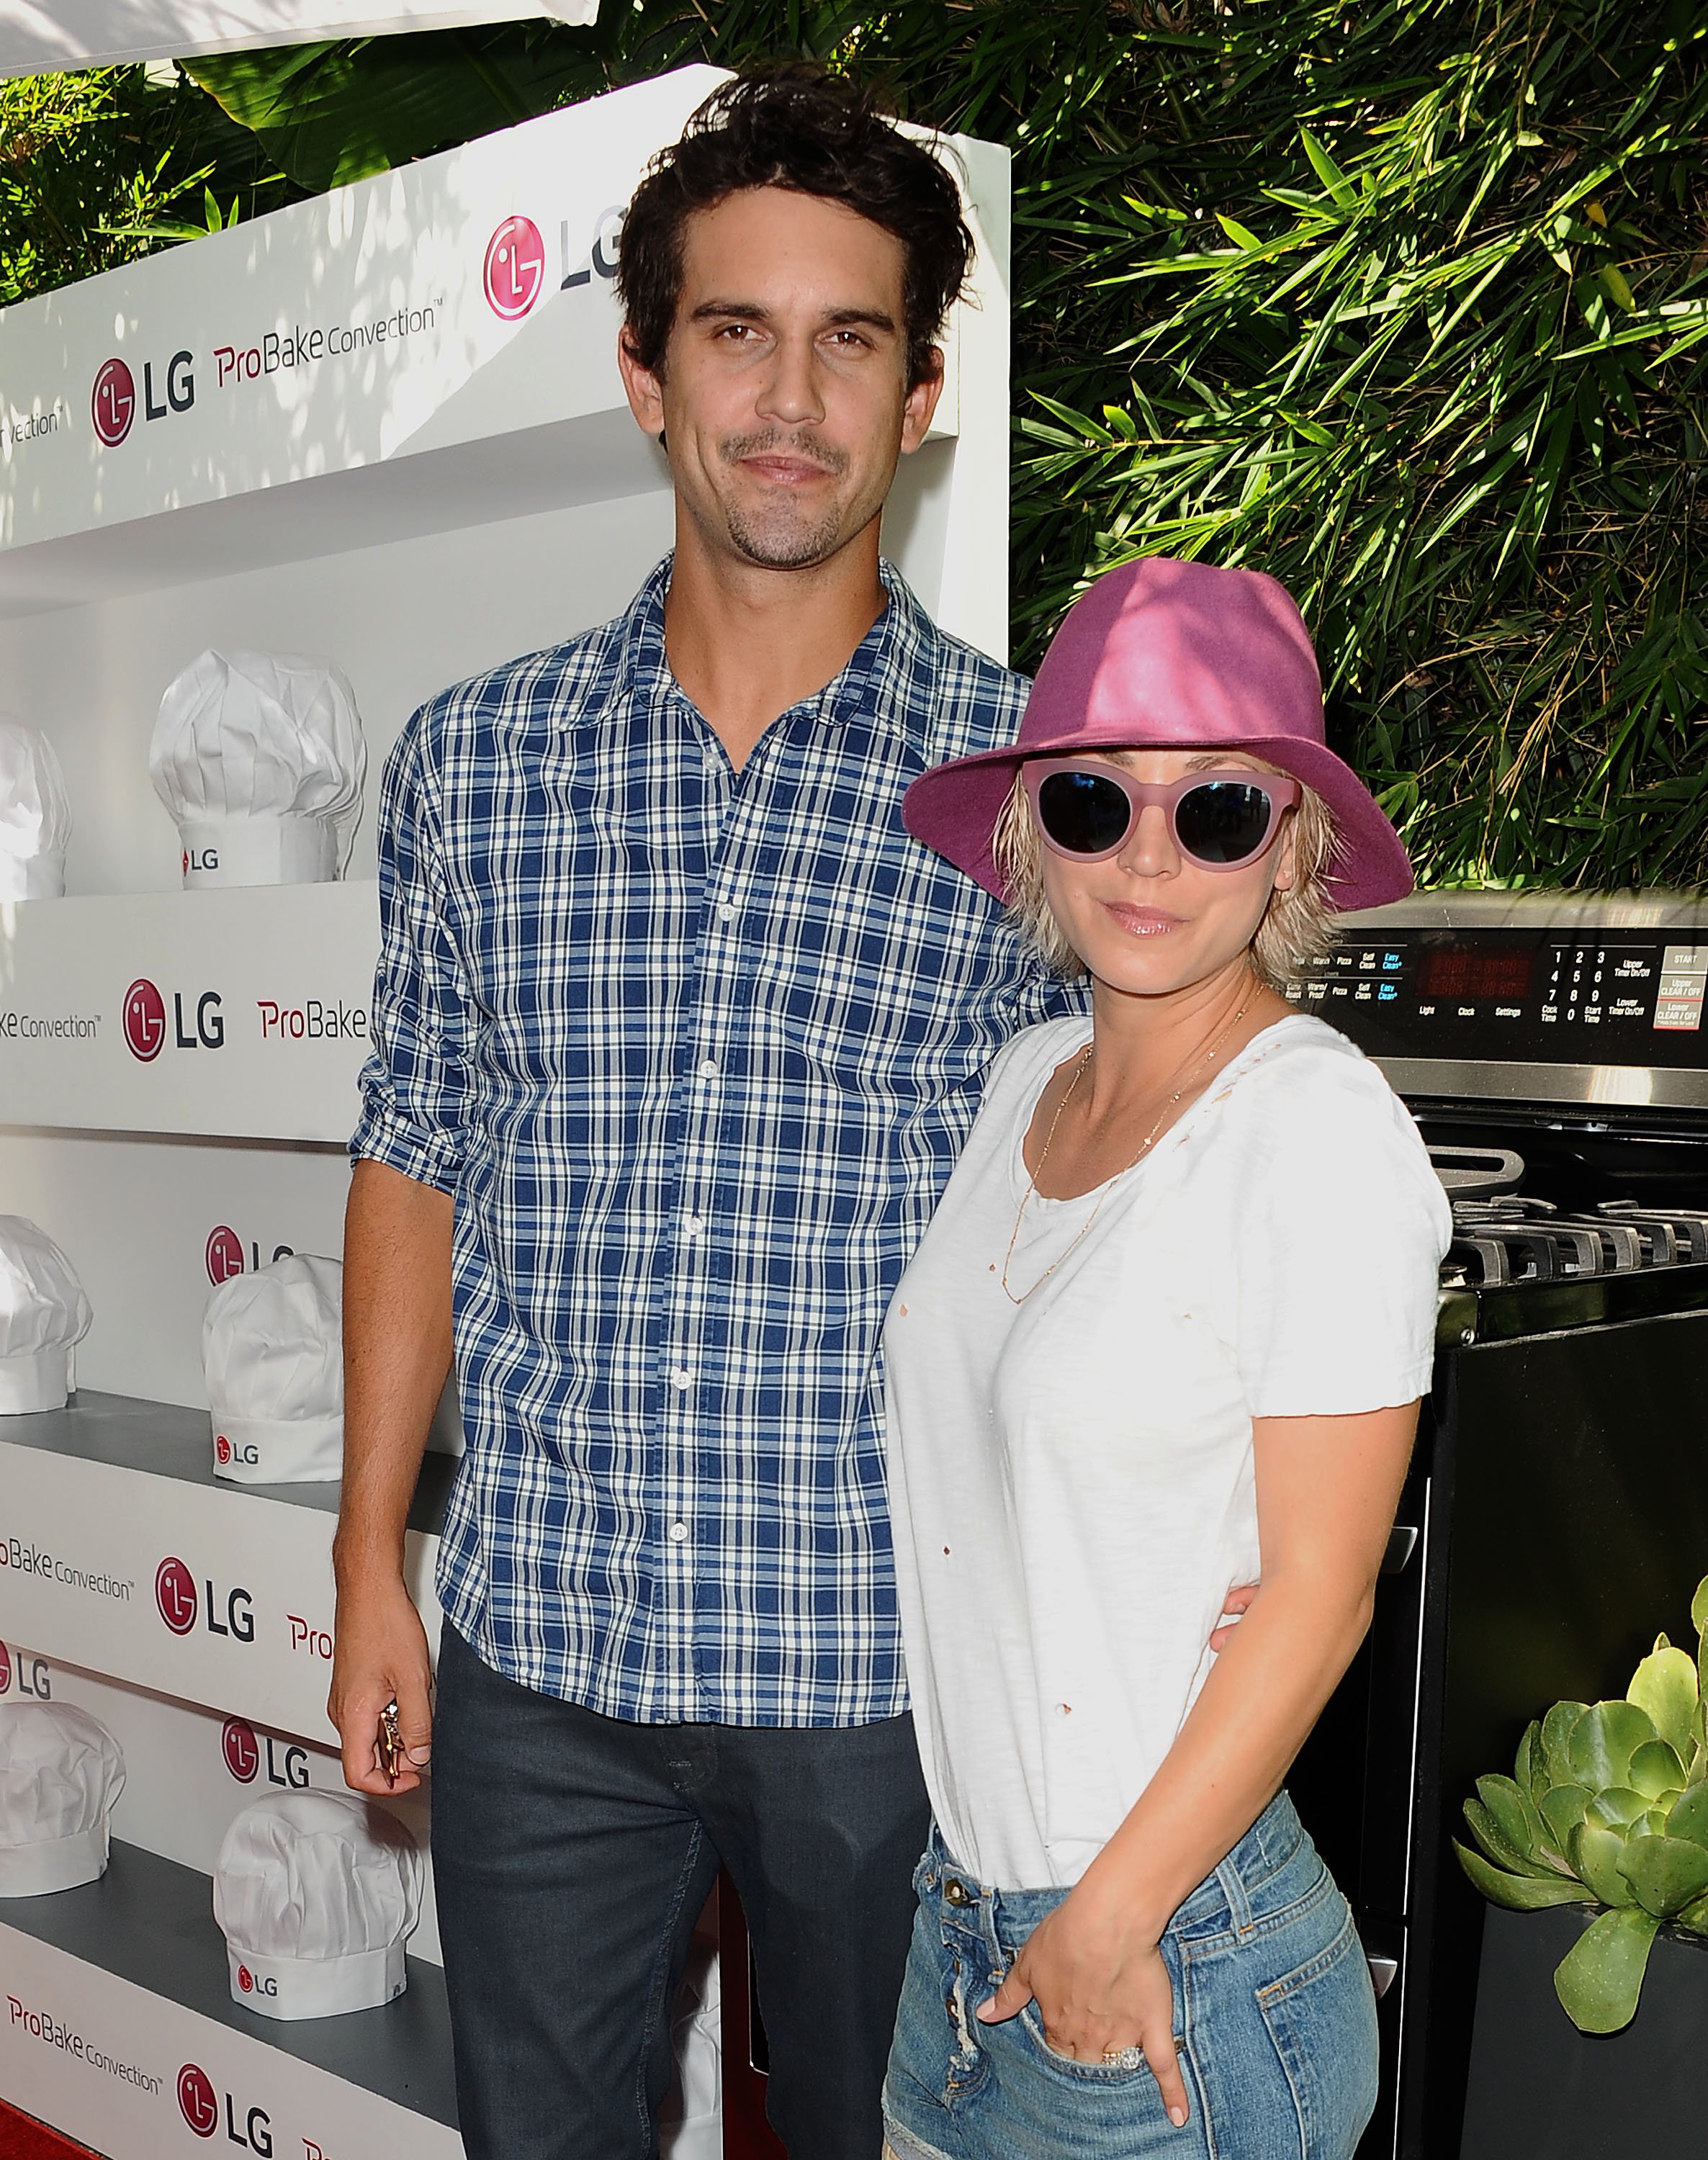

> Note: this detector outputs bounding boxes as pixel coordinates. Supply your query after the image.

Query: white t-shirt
[882,1012,1451,1891]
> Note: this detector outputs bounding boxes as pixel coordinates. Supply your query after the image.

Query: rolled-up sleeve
[350,706,472,1194]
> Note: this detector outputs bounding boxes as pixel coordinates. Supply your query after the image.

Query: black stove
[1283,891,1708,2160]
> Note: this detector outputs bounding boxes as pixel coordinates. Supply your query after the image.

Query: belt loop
[1215,1850,1254,1935]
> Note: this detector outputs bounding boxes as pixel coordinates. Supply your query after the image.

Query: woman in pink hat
[879,557,1451,2159]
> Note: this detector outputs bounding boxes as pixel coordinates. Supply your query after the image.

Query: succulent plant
[1455,1572,1708,2033]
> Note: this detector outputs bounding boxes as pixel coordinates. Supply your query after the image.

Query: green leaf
[185,30,601,193]
[1587,1787,1650,1830]
[1215,212,1264,252]
[1619,1834,1708,1917]
[1540,1783,1594,1847]
[1570,1819,1638,1907]
[1554,1907,1660,2033]
[1692,1578,1708,1640]
[1475,1776,1547,1862]
[1464,1797,1557,1878]
[1515,1719,1543,1797]
[1568,1701,1658,1792]
[1678,1896,1708,1932]
[1628,1644,1698,1758]
[1299,126,1357,210]
[1542,1702,1590,1786]
[1628,1739,1688,1801]
[1667,1785,1708,1848]
[1455,1841,1593,1912]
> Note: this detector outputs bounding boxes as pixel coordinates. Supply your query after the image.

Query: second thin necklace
[1001,989,1253,1304]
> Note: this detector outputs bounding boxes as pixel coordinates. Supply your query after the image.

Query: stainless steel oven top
[1298,890,1708,1112]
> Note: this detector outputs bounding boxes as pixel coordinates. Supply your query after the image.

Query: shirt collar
[603,554,938,750]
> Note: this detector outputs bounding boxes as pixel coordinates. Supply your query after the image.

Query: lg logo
[177,2063,271,2154]
[156,1557,197,1636]
[122,978,166,1062]
[207,1228,296,1285]
[155,1557,254,1643]
[235,1964,278,1999]
[92,349,194,449]
[177,2064,218,2138]
[0,1642,50,1699]
[122,978,223,1062]
[483,215,546,320]
[215,1433,259,1469]
[223,1716,309,1789]
[91,358,135,447]
[482,208,621,323]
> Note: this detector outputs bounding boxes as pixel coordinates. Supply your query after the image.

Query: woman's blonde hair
[990,759,1341,991]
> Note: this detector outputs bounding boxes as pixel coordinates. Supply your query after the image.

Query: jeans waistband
[925,1789,1305,1949]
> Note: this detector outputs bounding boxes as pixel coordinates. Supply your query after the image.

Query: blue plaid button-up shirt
[354,559,1072,1724]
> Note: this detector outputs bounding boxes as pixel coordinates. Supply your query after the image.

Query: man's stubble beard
[713,428,871,572]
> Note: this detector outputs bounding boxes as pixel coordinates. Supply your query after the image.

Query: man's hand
[329,1574,434,1795]
[1210,1580,1259,1655]
[975,1878,1190,2127]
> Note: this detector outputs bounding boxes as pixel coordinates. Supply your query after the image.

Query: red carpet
[0,2102,94,2158]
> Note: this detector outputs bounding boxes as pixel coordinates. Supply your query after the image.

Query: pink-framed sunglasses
[1022,757,1301,870]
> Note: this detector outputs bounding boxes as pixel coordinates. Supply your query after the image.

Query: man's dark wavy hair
[616,66,973,393]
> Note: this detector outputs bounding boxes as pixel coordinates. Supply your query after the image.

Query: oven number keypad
[1538,947,1658,1029]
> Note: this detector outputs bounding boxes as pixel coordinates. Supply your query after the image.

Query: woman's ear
[1270,808,1300,895]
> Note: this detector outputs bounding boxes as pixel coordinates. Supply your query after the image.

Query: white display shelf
[0,71,727,581]
[0,1840,460,2158]
[0,883,379,1142]
[0,1392,449,1748]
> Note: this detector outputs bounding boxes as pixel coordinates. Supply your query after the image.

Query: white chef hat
[0,720,71,901]
[0,1216,92,1416]
[204,1254,343,1485]
[0,1702,126,1896]
[149,649,367,889]
[214,1791,421,2020]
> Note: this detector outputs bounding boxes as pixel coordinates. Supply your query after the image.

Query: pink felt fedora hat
[905,556,1413,912]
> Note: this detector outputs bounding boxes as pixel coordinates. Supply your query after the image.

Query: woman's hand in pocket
[974,1885,1190,2125]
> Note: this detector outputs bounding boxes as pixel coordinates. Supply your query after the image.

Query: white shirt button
[698,1058,718,1080]
[686,1217,704,1238]
[672,1367,692,1390]
[718,903,736,923]
[668,1521,689,1544]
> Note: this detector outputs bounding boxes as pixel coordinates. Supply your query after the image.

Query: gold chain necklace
[1000,993,1252,1305]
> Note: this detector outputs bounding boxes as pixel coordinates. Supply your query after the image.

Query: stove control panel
[1288,929,1708,1065]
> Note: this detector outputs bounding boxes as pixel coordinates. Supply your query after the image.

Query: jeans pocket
[1018,2003,1157,2087]
[1254,1907,1379,2159]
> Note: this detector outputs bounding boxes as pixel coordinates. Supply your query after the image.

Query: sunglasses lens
[1037,770,1133,855]
[1174,782,1275,865]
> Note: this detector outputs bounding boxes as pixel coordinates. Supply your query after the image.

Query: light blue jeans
[882,1793,1378,2160]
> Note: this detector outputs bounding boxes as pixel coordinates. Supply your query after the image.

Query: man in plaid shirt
[331,68,1067,2159]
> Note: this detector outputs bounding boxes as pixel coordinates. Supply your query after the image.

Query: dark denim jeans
[431,1622,930,2159]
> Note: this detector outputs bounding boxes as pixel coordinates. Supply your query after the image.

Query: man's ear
[899,345,946,455]
[618,325,666,438]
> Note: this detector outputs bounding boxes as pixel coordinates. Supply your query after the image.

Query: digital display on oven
[1418,945,1535,1002]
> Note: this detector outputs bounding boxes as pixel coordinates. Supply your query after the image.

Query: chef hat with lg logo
[0,1701,125,1896]
[203,1254,343,1485]
[149,649,367,889]
[0,720,71,901]
[0,1216,92,1416]
[215,1791,422,2020]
